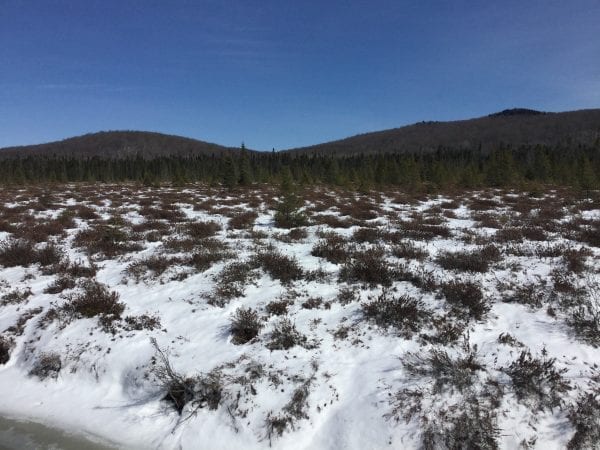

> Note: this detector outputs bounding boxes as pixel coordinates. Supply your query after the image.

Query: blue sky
[1,1,599,150]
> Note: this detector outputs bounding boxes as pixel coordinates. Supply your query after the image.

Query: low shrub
[391,241,429,261]
[339,247,395,287]
[125,255,180,282]
[420,398,500,450]
[229,211,258,230]
[352,227,381,243]
[436,245,501,273]
[1,287,33,305]
[267,318,307,350]
[0,238,38,267]
[441,280,489,320]
[266,299,291,316]
[255,249,303,284]
[29,352,62,380]
[336,286,359,305]
[311,233,351,264]
[562,248,592,274]
[402,346,484,394]
[362,291,426,337]
[61,280,125,331]
[230,307,262,344]
[123,314,162,331]
[208,261,258,306]
[185,221,222,240]
[74,225,143,258]
[0,335,14,364]
[150,338,222,414]
[501,282,546,309]
[567,392,600,450]
[186,240,234,272]
[502,349,571,411]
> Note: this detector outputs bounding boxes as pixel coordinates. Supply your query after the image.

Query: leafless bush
[562,248,592,274]
[311,233,351,264]
[394,217,451,241]
[184,220,222,240]
[255,249,303,284]
[352,227,381,243]
[266,299,291,316]
[436,245,501,273]
[125,255,180,282]
[362,290,426,337]
[0,238,38,267]
[186,240,234,272]
[420,399,500,450]
[229,211,258,230]
[267,318,307,350]
[337,286,359,305]
[339,247,395,287]
[208,261,258,306]
[74,225,143,258]
[391,241,429,261]
[29,352,62,380]
[567,392,600,450]
[312,214,354,229]
[301,297,325,310]
[441,280,489,320]
[0,335,14,364]
[403,345,484,394]
[502,349,571,411]
[150,338,222,414]
[1,287,33,306]
[60,280,125,331]
[501,282,547,309]
[123,314,162,331]
[266,377,313,442]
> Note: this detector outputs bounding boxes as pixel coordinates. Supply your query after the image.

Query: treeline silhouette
[0,144,598,190]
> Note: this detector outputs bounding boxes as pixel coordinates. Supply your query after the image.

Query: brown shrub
[311,233,351,264]
[436,245,501,273]
[339,247,395,287]
[229,211,258,230]
[255,249,303,284]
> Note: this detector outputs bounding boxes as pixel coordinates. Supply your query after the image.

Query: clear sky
[1,1,599,150]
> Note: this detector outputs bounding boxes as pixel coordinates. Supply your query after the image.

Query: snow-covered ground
[0,184,599,449]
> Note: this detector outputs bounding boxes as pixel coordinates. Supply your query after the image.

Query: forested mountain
[0,131,249,159]
[0,109,598,189]
[286,108,600,156]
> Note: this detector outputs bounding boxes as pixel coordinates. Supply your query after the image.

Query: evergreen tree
[238,142,253,186]
[222,155,238,190]
[274,166,307,228]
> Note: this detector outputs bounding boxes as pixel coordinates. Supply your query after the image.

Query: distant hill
[1,108,599,160]
[0,131,248,159]
[285,108,600,156]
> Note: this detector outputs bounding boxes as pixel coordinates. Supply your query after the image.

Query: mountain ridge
[1,108,599,159]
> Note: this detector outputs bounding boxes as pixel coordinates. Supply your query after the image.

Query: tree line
[0,143,598,190]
